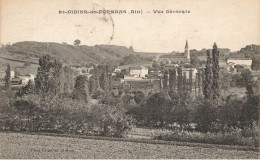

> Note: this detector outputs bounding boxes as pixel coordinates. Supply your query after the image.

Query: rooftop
[227,58,252,60]
[129,66,147,70]
[11,78,22,81]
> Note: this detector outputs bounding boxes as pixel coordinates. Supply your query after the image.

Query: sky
[1,0,260,52]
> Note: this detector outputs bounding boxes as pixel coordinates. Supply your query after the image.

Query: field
[0,132,258,159]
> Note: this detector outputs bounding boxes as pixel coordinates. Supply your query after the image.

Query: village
[1,41,258,99]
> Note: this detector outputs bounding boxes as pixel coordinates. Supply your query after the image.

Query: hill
[2,41,139,65]
[0,41,162,74]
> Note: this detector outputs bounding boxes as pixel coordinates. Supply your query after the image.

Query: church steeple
[184,40,190,63]
[185,40,188,49]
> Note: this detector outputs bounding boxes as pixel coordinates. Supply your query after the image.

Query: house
[182,68,198,80]
[123,79,161,94]
[114,68,121,73]
[252,71,259,81]
[18,74,36,85]
[11,78,22,85]
[129,66,148,78]
[164,64,179,70]
[227,58,252,70]
[0,70,15,79]
[122,74,143,82]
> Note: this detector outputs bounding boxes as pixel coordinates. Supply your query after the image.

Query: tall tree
[72,75,89,103]
[35,55,53,98]
[162,70,168,91]
[100,66,109,92]
[4,64,11,91]
[183,72,187,93]
[239,69,259,128]
[63,66,75,93]
[197,70,202,94]
[50,59,64,95]
[203,50,213,99]
[4,64,12,105]
[173,68,177,91]
[177,67,183,94]
[212,43,220,99]
[168,69,174,91]
[189,69,193,93]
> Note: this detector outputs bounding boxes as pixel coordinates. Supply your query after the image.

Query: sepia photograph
[0,0,259,159]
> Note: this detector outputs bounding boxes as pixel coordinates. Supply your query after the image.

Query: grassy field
[0,132,258,159]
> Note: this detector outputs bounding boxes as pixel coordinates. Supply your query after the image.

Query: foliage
[153,129,258,147]
[152,61,160,68]
[162,70,168,91]
[190,55,201,68]
[16,80,35,97]
[203,50,213,99]
[74,39,81,46]
[219,68,232,93]
[91,104,135,137]
[4,64,11,91]
[218,95,244,129]
[251,56,260,71]
[212,43,220,99]
[193,99,217,132]
[143,92,171,127]
[34,55,53,97]
[72,75,89,103]
[240,95,259,129]
[132,91,145,104]
[168,69,176,91]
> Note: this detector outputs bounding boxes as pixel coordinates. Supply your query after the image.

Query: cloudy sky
[1,0,260,52]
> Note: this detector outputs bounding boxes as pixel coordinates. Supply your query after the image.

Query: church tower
[185,40,190,63]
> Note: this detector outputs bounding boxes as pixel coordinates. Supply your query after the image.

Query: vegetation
[1,132,257,159]
[0,55,134,137]
[0,42,259,146]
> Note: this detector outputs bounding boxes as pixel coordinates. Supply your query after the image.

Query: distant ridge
[0,41,165,66]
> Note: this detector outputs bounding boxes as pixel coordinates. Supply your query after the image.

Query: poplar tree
[51,59,64,95]
[35,55,52,98]
[4,64,11,91]
[173,68,177,91]
[4,64,12,105]
[63,66,75,93]
[177,67,183,94]
[203,50,212,99]
[72,75,89,103]
[212,43,220,99]
[183,73,187,94]
[168,69,174,91]
[189,69,193,93]
[162,70,168,91]
[197,70,202,94]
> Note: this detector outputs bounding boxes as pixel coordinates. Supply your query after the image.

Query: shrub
[153,130,259,147]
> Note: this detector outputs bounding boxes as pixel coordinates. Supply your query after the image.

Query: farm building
[129,66,148,78]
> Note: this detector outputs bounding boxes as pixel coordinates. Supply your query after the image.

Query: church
[159,40,191,64]
[171,40,191,64]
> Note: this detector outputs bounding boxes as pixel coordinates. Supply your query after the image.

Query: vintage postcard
[0,0,259,159]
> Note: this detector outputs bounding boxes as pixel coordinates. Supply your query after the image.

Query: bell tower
[185,40,190,63]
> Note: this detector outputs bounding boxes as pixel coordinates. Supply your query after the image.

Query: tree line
[0,55,134,137]
[0,43,259,138]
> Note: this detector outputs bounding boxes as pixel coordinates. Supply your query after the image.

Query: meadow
[0,132,258,159]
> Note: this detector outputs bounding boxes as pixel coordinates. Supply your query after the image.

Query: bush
[153,130,259,147]
[91,104,135,137]
[0,92,135,138]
